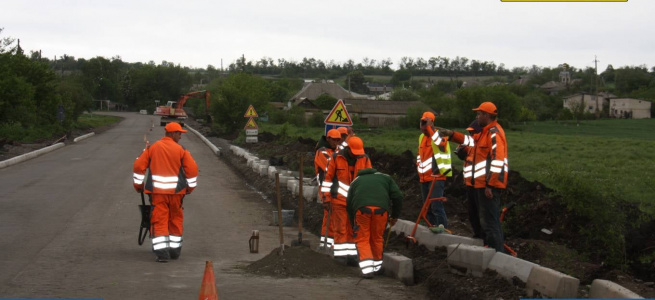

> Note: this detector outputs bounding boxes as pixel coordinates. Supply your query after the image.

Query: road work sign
[244,105,258,118]
[244,117,258,130]
[324,99,353,126]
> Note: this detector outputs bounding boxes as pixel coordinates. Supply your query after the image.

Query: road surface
[0,112,426,299]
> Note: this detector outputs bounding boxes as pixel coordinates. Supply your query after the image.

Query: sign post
[244,105,259,143]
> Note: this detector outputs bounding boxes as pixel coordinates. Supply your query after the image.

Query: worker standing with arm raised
[417,111,452,231]
[346,168,403,279]
[133,122,198,262]
[314,129,342,250]
[321,136,371,265]
[440,102,508,253]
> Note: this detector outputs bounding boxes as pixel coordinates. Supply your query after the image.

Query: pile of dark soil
[244,245,359,278]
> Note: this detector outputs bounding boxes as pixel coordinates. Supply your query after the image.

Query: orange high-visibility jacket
[314,146,335,185]
[321,151,372,206]
[417,126,452,183]
[314,146,335,203]
[461,132,481,187]
[133,136,198,194]
[451,120,508,189]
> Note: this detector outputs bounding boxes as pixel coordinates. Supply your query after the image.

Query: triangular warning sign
[244,117,258,130]
[324,99,353,125]
[244,105,258,118]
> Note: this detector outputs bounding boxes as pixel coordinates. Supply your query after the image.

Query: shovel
[292,154,310,247]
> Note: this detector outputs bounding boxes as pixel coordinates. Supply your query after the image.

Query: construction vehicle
[154,90,211,126]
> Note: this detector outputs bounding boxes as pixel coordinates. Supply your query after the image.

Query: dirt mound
[244,245,359,278]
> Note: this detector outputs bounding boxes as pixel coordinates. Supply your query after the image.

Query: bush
[543,165,627,266]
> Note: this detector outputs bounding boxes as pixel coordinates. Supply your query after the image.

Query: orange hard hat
[472,102,498,115]
[421,111,435,122]
[327,129,341,139]
[337,127,349,135]
[165,122,187,133]
[348,137,365,155]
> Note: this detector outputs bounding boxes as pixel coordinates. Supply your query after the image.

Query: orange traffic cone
[198,260,218,300]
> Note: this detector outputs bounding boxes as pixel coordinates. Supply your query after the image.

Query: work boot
[347,255,359,267]
[375,267,385,276]
[335,256,348,265]
[169,247,182,260]
[154,249,170,263]
[361,273,374,279]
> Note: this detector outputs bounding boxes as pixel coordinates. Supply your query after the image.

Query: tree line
[2,28,654,142]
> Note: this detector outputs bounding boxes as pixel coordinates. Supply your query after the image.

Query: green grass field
[259,119,655,215]
[75,113,122,128]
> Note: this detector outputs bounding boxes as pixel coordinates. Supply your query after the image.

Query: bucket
[272,210,294,226]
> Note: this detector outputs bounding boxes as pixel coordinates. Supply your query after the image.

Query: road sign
[245,136,258,143]
[244,117,258,130]
[245,129,258,136]
[324,99,353,126]
[324,124,348,136]
[244,105,258,118]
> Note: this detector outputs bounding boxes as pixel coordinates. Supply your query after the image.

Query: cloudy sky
[2,0,652,72]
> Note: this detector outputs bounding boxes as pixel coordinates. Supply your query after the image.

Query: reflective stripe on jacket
[133,136,198,194]
[417,127,452,183]
[461,132,481,187]
[321,150,372,206]
[452,120,508,189]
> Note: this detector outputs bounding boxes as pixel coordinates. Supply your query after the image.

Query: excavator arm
[156,90,211,126]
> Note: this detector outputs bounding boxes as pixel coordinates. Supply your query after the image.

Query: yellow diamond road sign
[244,117,258,130]
[244,105,258,118]
[324,99,353,126]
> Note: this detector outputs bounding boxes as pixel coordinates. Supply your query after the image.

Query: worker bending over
[347,168,403,279]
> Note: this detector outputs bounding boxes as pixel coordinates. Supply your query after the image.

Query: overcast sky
[2,0,652,72]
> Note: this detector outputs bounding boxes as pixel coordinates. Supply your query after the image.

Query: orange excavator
[155,90,211,126]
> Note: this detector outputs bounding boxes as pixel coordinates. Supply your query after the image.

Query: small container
[249,230,259,253]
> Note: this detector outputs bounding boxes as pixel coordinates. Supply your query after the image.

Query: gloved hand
[389,218,398,227]
[454,145,467,161]
[437,128,453,137]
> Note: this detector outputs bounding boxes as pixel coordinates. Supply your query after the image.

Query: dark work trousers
[476,187,505,253]
[421,180,447,228]
[466,186,485,240]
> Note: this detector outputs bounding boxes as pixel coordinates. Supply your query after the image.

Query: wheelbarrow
[138,191,152,246]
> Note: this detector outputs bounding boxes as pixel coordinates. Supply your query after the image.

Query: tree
[209,73,273,134]
[313,93,338,110]
[346,70,367,94]
[390,89,420,102]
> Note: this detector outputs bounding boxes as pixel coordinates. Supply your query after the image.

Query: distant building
[366,83,394,95]
[609,98,651,119]
[342,99,432,127]
[563,93,613,114]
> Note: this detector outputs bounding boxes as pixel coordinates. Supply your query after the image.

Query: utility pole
[594,55,600,119]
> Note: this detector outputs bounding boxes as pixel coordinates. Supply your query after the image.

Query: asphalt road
[0,112,426,299]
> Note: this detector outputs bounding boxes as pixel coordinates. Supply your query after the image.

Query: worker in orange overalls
[439,102,508,252]
[347,168,403,278]
[453,120,484,240]
[133,122,198,262]
[321,136,371,265]
[314,129,342,249]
